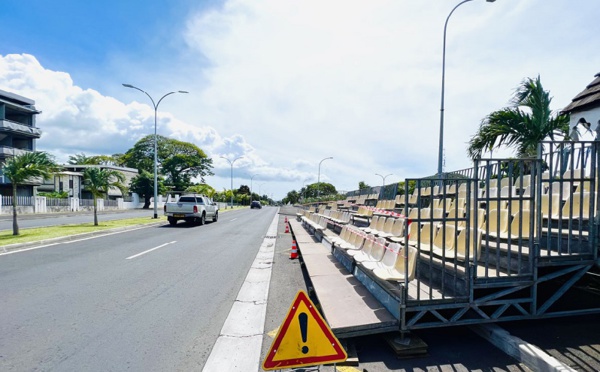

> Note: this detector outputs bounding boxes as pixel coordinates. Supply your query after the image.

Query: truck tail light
[193,206,198,213]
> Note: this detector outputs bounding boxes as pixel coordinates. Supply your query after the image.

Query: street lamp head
[122,83,135,88]
[486,0,496,2]
[178,90,189,94]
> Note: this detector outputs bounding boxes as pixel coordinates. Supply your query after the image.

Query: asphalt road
[0,207,278,371]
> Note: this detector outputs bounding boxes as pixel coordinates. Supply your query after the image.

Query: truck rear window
[178,197,204,204]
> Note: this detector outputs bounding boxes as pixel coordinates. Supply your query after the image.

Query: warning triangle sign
[262,290,347,370]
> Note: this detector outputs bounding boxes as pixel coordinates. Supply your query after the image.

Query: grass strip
[0,216,165,246]
[0,206,249,247]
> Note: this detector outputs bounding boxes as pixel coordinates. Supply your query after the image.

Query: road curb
[470,323,576,372]
[1,221,164,254]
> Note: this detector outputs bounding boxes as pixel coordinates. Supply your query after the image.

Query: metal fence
[1,195,33,206]
[397,141,600,329]
[105,199,118,207]
[79,199,94,207]
[46,197,70,207]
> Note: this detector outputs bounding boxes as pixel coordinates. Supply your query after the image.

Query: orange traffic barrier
[285,223,290,233]
[290,240,298,259]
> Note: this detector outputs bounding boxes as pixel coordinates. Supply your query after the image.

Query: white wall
[570,107,600,137]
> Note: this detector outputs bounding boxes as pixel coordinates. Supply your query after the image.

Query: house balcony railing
[0,119,42,139]
[0,146,32,158]
[0,167,43,185]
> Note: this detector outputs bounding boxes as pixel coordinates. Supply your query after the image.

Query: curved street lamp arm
[156,91,178,109]
[232,156,244,165]
[122,84,157,108]
[220,156,233,166]
[438,0,474,178]
[438,0,494,178]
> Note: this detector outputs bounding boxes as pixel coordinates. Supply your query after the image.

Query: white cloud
[180,0,600,195]
[0,53,312,197]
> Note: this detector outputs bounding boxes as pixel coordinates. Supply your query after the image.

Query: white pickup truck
[163,194,219,226]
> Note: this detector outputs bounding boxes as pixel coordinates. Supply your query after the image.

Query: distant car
[250,201,262,209]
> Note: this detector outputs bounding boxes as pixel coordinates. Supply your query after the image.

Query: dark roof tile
[562,72,600,113]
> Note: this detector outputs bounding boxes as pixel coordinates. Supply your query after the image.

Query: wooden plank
[290,219,399,336]
[301,250,347,276]
[288,219,310,234]
[299,244,397,336]
[311,274,397,335]
[298,242,328,256]
[296,235,319,244]
[288,221,317,244]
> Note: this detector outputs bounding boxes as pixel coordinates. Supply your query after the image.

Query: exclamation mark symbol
[299,312,309,354]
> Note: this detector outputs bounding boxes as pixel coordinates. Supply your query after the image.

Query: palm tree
[184,183,216,197]
[68,153,95,165]
[68,153,118,165]
[2,152,60,235]
[467,76,570,160]
[83,167,126,226]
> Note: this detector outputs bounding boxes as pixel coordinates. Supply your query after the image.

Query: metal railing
[79,199,95,207]
[2,195,33,206]
[45,197,71,207]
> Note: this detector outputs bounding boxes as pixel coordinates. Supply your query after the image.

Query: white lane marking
[0,243,60,256]
[229,218,238,222]
[202,209,279,372]
[126,241,177,260]
[0,224,158,257]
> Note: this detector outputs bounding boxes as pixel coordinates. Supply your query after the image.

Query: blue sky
[1,0,216,90]
[0,0,599,200]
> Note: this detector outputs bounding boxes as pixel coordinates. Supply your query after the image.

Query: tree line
[2,134,220,235]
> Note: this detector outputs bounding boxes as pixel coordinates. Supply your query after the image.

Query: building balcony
[0,119,42,139]
[0,146,31,158]
[0,168,42,185]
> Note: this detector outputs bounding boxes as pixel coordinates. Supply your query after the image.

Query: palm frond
[468,76,569,160]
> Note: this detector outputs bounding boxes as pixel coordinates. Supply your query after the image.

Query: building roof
[562,72,600,113]
[63,164,138,174]
[57,171,84,176]
[0,88,35,106]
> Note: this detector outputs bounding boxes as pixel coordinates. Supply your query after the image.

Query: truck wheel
[199,213,206,225]
[168,217,177,226]
[213,211,218,222]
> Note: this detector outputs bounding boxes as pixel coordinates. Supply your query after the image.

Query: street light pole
[437,0,496,179]
[375,173,393,200]
[250,174,258,202]
[317,157,333,200]
[122,84,188,218]
[221,156,243,208]
[302,180,309,203]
